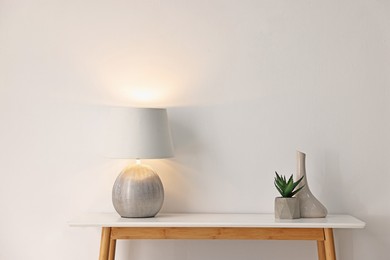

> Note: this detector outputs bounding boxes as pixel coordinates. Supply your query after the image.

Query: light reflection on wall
[101,81,181,107]
[116,85,166,107]
[97,60,187,107]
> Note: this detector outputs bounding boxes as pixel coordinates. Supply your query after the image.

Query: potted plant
[274,172,304,219]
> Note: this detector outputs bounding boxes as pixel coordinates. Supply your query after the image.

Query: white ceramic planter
[274,197,300,219]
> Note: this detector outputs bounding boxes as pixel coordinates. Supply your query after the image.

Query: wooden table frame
[98,226,336,260]
[69,213,364,260]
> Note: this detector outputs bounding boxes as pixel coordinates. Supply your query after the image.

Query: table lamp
[105,107,174,218]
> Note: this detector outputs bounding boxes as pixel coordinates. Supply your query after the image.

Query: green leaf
[290,175,304,193]
[282,175,294,196]
[274,182,284,196]
[275,178,285,188]
[287,175,293,184]
[274,172,305,197]
[291,185,304,197]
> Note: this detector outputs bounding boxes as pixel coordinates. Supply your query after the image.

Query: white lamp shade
[104,107,174,159]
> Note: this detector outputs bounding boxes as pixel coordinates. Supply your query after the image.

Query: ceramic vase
[295,151,328,218]
[274,197,300,219]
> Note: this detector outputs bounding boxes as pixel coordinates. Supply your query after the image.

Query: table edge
[68,213,366,229]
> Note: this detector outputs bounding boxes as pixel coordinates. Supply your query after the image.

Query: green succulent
[274,171,305,198]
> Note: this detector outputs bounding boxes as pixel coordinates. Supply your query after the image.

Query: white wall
[1,0,389,259]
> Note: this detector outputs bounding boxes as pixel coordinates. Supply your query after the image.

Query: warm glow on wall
[118,85,166,106]
[101,78,181,107]
[93,46,189,106]
[96,61,186,106]
[129,88,158,102]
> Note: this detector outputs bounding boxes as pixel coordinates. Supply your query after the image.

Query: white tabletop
[68,213,365,229]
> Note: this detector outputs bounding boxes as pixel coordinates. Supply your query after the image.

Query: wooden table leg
[324,228,336,260]
[108,238,116,260]
[317,240,326,260]
[99,227,111,260]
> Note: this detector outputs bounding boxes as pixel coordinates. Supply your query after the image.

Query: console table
[69,213,365,260]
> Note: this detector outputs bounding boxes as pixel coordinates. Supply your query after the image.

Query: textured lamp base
[112,164,164,218]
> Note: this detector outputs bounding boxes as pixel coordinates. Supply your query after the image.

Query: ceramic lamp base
[112,163,164,218]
